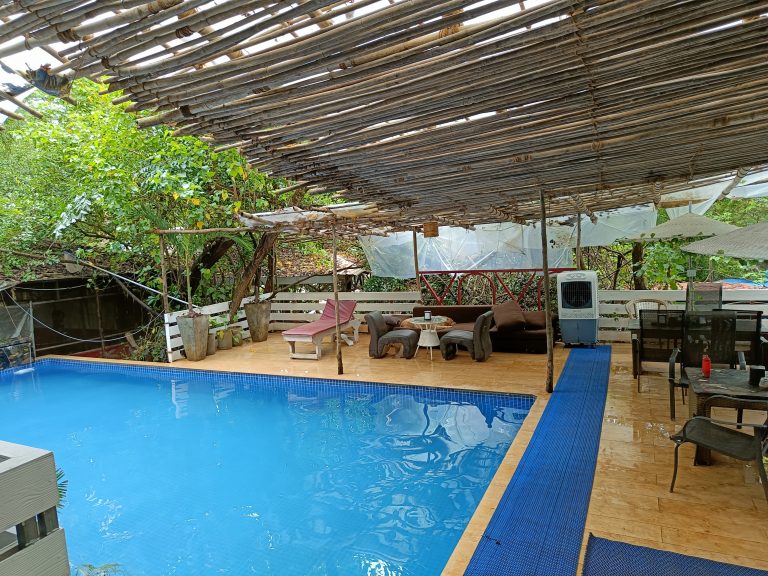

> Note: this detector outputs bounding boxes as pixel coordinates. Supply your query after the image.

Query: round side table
[402,316,452,360]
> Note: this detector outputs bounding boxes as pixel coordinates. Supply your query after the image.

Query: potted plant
[244,294,271,342]
[175,236,209,361]
[231,325,243,346]
[216,327,233,349]
[207,318,220,356]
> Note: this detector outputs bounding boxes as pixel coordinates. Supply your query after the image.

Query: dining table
[684,366,768,464]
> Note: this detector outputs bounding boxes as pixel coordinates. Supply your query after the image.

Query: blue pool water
[0,359,533,575]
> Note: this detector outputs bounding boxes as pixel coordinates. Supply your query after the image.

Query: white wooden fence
[164,291,421,362]
[164,295,258,363]
[268,291,420,331]
[165,289,768,358]
[598,289,768,342]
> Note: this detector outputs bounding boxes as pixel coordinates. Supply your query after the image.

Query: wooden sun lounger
[282,300,360,359]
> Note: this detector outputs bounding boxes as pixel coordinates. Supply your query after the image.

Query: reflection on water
[0,363,532,576]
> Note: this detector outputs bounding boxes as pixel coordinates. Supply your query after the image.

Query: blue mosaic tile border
[21,357,535,411]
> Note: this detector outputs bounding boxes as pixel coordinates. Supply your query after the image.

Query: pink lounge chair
[282,300,360,360]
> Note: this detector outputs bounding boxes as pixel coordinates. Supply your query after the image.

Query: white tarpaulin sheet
[666,183,724,218]
[360,205,658,278]
[728,168,768,199]
[665,168,768,217]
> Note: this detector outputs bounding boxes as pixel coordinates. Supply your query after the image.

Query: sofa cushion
[492,300,526,331]
[412,305,491,324]
[383,314,409,327]
[523,310,547,329]
[439,322,474,335]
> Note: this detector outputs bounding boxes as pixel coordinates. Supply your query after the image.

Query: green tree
[0,79,335,353]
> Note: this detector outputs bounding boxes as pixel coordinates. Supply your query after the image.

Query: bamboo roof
[1,1,768,226]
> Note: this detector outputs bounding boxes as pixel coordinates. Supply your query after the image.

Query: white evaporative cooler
[557,270,599,345]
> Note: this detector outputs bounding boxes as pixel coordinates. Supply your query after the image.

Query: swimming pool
[0,359,534,575]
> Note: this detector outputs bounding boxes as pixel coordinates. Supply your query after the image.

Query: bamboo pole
[0,92,43,118]
[539,187,554,394]
[153,226,254,235]
[332,219,343,375]
[412,228,422,299]
[95,287,106,355]
[158,235,170,315]
[576,210,582,270]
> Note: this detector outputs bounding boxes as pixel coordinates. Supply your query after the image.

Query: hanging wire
[1,297,19,332]
[1,288,163,344]
[9,283,90,291]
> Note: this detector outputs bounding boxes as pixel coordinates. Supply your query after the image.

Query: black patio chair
[686,282,723,312]
[670,396,768,502]
[716,309,765,366]
[668,310,738,420]
[440,310,494,362]
[635,309,684,390]
[364,311,419,359]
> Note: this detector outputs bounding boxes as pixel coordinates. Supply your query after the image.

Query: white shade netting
[360,205,657,279]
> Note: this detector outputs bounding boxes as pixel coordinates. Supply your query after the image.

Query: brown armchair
[364,311,419,359]
[439,310,494,362]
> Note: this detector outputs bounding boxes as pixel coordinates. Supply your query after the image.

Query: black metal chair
[668,310,738,420]
[440,310,494,362]
[686,282,723,312]
[635,309,684,390]
[719,309,765,366]
[364,311,419,359]
[670,396,768,502]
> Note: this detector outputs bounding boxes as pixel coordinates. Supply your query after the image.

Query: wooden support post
[575,210,582,270]
[332,220,343,375]
[95,287,106,355]
[158,235,170,314]
[412,229,422,299]
[539,188,554,394]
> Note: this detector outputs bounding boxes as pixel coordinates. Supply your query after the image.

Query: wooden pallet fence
[597,289,768,343]
[268,291,421,332]
[164,296,258,363]
[164,291,421,362]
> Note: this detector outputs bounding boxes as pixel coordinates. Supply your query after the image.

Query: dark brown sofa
[412,303,556,354]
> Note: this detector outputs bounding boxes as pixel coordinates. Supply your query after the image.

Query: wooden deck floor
[166,335,768,574]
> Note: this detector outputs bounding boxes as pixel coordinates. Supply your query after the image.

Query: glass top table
[401,316,453,360]
[401,315,452,329]
[684,366,768,464]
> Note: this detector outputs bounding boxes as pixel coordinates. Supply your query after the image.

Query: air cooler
[557,270,599,345]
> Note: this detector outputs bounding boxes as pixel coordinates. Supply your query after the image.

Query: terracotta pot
[244,301,271,342]
[177,313,209,361]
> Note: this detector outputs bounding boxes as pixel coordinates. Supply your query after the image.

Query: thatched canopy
[628,212,739,242]
[1,1,767,227]
[682,221,768,261]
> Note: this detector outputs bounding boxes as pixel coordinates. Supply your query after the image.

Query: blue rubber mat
[583,535,768,576]
[465,345,612,576]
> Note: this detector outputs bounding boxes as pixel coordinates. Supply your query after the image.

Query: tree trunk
[228,232,279,321]
[612,254,625,290]
[265,247,276,293]
[189,237,235,294]
[631,242,647,290]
